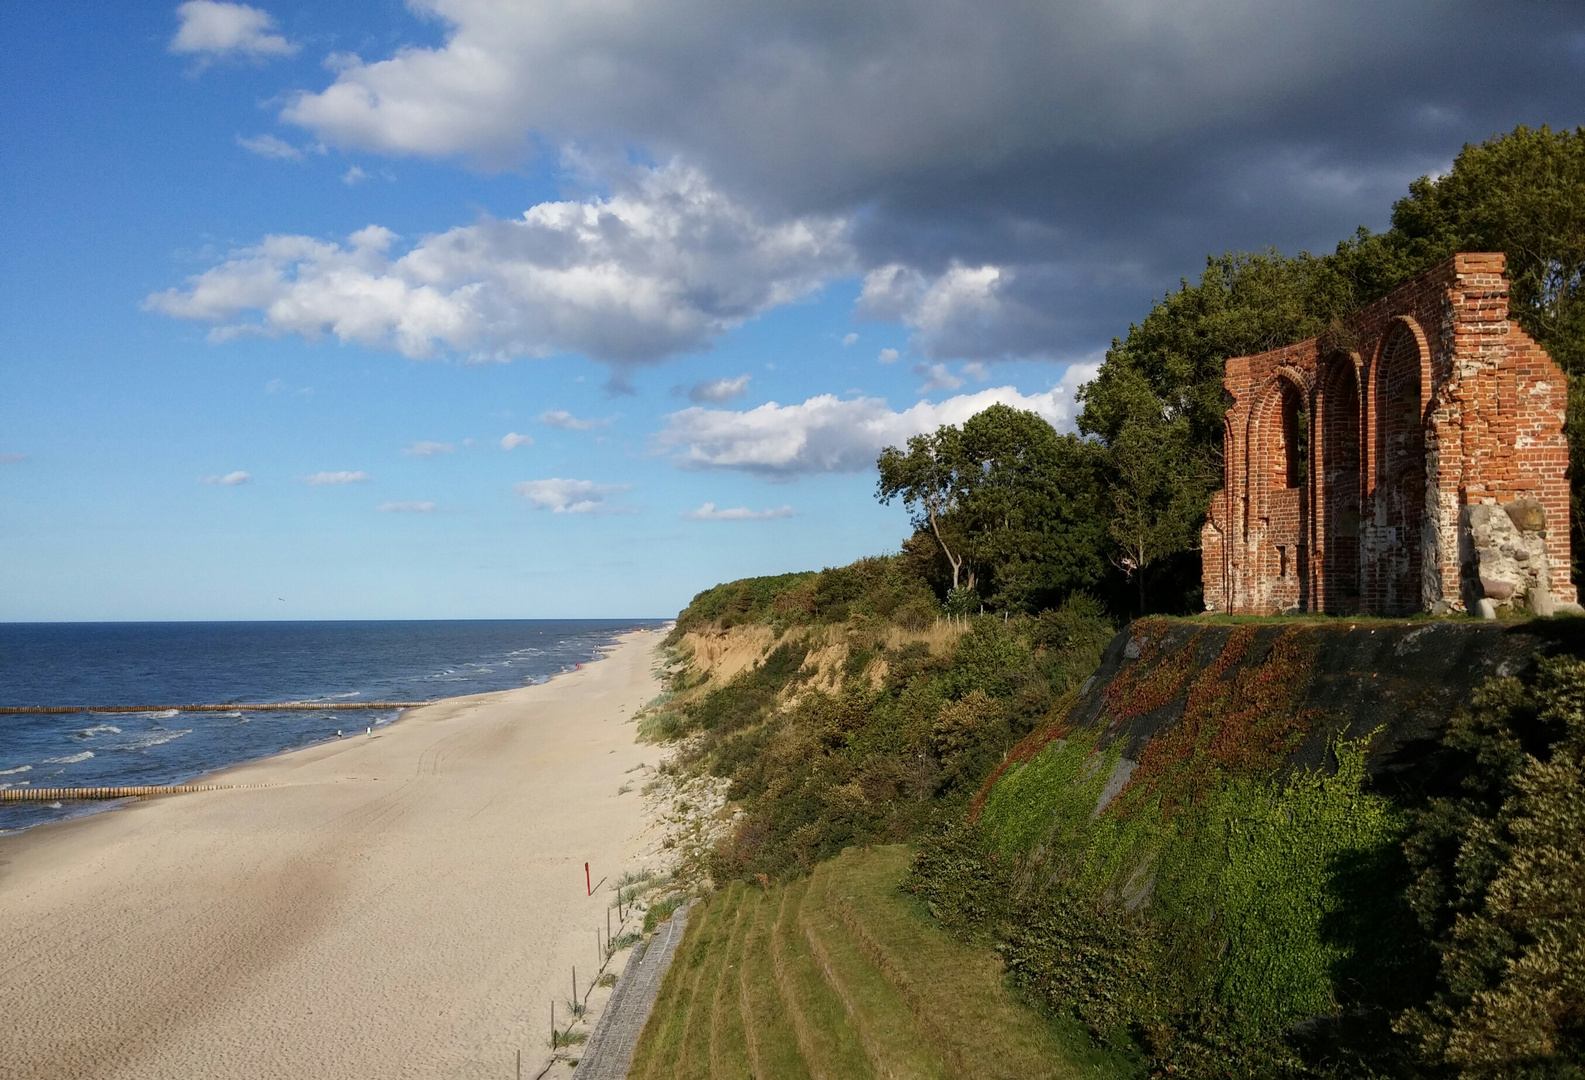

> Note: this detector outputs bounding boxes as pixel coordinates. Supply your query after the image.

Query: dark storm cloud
[263,1,1585,363]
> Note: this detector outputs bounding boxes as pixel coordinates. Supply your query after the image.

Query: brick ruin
[1201,253,1578,617]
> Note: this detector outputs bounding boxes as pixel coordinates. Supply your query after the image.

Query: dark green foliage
[903,637,1585,1080]
[877,403,1109,613]
[911,732,1409,1078]
[904,816,1013,946]
[672,572,819,637]
[1398,655,1585,1078]
[671,557,941,639]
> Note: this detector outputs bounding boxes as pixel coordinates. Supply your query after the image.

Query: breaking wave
[73,724,121,738]
[117,729,193,751]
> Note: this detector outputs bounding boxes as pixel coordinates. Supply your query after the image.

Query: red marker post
[585,861,591,896]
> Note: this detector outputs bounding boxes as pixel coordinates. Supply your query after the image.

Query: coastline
[0,628,672,1080]
[0,627,655,838]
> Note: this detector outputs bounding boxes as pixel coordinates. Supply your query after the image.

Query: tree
[955,406,1108,611]
[877,424,974,593]
[877,405,1108,612]
[1080,363,1218,611]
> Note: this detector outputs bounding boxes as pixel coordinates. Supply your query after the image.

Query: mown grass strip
[708,884,755,1080]
[801,859,951,1080]
[772,875,875,1080]
[825,846,1133,1080]
[674,885,745,1080]
[738,886,811,1080]
[630,896,720,1080]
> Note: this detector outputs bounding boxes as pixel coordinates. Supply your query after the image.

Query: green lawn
[627,845,1137,1079]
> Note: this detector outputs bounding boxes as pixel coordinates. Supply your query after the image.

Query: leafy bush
[1397,654,1585,1079]
[671,557,941,639]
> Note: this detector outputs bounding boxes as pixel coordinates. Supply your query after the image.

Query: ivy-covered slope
[910,616,1585,1078]
[1062,617,1585,792]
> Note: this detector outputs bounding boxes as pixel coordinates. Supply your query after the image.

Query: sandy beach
[0,630,666,1080]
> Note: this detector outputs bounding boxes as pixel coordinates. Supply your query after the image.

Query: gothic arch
[1245,367,1311,515]
[1317,351,1363,611]
[1369,319,1429,614]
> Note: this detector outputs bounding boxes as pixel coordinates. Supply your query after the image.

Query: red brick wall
[1201,253,1575,614]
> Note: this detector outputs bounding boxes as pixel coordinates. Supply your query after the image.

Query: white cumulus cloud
[303,470,370,484]
[877,347,899,364]
[499,432,534,449]
[687,375,751,403]
[201,470,251,485]
[860,262,1016,360]
[913,362,963,393]
[682,502,795,520]
[145,161,852,369]
[170,1,296,60]
[402,441,453,456]
[342,165,369,185]
[378,501,436,512]
[516,478,632,514]
[654,365,1098,477]
[540,410,609,431]
[237,133,303,160]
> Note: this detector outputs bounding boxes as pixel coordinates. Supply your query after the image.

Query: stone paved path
[573,904,691,1079]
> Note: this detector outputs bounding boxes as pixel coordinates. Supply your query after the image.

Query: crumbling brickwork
[1202,253,1575,616]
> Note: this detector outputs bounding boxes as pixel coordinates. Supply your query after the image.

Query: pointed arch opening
[1272,378,1308,489]
[1372,323,1426,614]
[1319,354,1361,611]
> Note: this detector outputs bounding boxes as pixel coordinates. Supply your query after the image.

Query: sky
[3,2,1584,621]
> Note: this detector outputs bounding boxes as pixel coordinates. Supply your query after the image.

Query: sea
[0,620,667,834]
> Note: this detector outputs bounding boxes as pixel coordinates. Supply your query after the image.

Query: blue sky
[3,1,1582,620]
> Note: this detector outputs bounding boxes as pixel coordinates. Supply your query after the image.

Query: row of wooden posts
[0,783,264,802]
[546,868,640,1066]
[0,702,428,715]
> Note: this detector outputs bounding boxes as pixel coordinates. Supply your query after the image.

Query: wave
[42,751,94,764]
[73,724,122,739]
[0,764,31,775]
[130,709,180,720]
[117,729,193,751]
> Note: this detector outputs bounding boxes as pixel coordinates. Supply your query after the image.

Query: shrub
[1397,655,1585,1078]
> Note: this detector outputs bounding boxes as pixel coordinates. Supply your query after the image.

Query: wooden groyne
[0,702,430,715]
[1,783,271,802]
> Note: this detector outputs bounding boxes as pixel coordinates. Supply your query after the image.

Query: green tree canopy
[877,404,1106,612]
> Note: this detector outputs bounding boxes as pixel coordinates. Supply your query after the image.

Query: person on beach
[366,726,372,738]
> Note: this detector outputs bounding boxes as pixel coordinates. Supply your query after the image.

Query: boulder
[1504,498,1547,534]
[1480,577,1517,601]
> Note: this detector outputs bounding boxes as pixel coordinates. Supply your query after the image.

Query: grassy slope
[628,845,1136,1080]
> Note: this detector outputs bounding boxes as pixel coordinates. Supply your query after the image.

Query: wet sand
[0,630,665,1079]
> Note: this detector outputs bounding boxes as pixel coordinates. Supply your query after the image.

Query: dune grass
[627,845,1139,1079]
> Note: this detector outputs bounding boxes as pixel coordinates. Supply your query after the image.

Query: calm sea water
[0,620,667,833]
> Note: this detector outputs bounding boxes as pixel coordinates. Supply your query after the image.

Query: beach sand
[0,630,666,1079]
